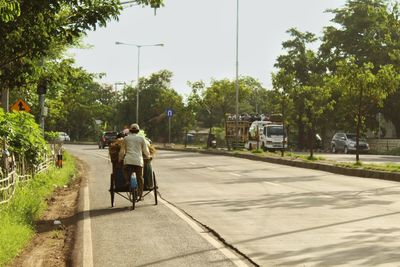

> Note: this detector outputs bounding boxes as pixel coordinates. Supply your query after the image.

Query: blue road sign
[166,108,174,118]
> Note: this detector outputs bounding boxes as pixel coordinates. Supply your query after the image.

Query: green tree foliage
[321,0,400,69]
[8,58,118,141]
[295,83,334,158]
[321,0,400,136]
[0,0,122,93]
[0,110,46,164]
[329,58,399,161]
[116,70,184,143]
[274,28,323,149]
[0,0,20,22]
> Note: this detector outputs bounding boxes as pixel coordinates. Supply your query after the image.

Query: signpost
[166,108,174,144]
[10,99,31,112]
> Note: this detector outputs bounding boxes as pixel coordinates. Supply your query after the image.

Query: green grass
[0,152,76,267]
[336,161,400,172]
[251,149,263,154]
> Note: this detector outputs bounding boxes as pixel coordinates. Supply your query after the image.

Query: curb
[156,147,400,183]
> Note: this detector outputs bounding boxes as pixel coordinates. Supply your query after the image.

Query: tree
[295,83,334,158]
[116,70,185,143]
[321,0,400,135]
[330,58,399,161]
[1,0,163,111]
[274,28,323,149]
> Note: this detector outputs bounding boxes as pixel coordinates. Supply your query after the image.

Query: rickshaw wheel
[153,171,158,205]
[110,174,115,207]
[131,187,137,210]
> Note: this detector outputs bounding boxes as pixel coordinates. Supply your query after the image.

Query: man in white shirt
[118,123,150,201]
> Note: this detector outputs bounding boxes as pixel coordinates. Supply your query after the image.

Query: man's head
[129,123,140,133]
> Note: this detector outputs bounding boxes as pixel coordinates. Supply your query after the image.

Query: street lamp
[115,41,164,123]
[234,0,240,149]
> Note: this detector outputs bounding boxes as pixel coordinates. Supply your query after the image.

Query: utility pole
[37,79,47,134]
[1,88,9,112]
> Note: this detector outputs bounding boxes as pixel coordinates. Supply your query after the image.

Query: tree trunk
[184,129,188,148]
[224,117,231,151]
[356,87,364,163]
[297,120,304,150]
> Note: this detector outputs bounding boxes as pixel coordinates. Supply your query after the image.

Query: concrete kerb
[156,146,400,183]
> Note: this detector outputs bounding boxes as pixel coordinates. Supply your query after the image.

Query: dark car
[331,132,370,154]
[98,131,118,149]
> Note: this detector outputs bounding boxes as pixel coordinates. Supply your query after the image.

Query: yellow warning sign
[10,99,31,112]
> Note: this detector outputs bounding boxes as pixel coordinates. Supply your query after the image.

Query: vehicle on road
[98,131,118,149]
[57,132,70,142]
[331,132,369,154]
[225,114,286,150]
[244,116,287,152]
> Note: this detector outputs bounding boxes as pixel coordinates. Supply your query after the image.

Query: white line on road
[157,196,250,267]
[263,181,279,186]
[207,167,216,170]
[229,172,242,177]
[83,186,94,267]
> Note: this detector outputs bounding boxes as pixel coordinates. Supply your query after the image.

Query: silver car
[331,133,369,154]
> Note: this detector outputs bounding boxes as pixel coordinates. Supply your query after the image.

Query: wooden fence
[0,145,57,205]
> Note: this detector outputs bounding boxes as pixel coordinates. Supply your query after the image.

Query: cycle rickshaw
[109,159,158,210]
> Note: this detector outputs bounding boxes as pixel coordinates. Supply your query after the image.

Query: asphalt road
[67,145,242,267]
[68,145,400,267]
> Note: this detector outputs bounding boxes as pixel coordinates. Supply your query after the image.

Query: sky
[68,0,347,97]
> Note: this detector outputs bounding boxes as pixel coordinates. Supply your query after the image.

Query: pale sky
[68,0,346,97]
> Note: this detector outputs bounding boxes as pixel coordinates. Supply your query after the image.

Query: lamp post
[115,42,164,123]
[234,0,240,149]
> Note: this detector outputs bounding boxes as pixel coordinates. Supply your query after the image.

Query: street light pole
[115,41,164,123]
[234,0,240,149]
[136,46,141,124]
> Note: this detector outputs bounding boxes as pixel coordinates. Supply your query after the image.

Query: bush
[0,110,47,165]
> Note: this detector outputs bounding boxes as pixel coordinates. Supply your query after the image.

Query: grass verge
[336,161,400,173]
[0,152,77,267]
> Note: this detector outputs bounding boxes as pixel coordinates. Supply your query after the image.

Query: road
[67,145,400,267]
[67,145,243,267]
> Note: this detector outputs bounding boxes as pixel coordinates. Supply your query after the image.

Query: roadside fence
[0,144,59,205]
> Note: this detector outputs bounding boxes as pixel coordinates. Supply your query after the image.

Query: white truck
[245,120,287,151]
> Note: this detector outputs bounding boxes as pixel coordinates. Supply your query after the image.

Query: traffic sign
[10,99,30,112]
[166,108,174,118]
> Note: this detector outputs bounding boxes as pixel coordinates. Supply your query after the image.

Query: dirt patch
[9,159,85,267]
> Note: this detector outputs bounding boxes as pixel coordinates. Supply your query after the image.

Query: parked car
[331,133,369,154]
[57,132,70,142]
[98,131,118,149]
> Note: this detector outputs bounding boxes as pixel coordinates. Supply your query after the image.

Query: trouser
[123,165,144,198]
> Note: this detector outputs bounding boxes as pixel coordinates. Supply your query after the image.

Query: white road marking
[157,196,250,267]
[83,185,94,267]
[320,195,334,198]
[263,181,279,186]
[229,172,242,177]
[207,167,216,170]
